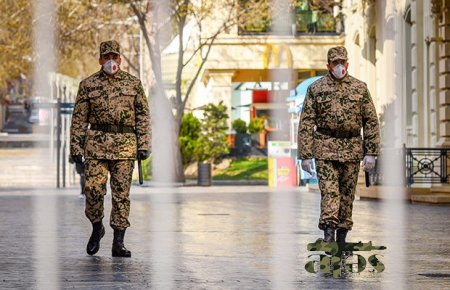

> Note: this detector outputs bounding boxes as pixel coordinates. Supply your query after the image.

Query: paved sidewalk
[0,185,449,289]
[0,148,56,188]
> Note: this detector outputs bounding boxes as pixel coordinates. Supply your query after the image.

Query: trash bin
[197,162,212,186]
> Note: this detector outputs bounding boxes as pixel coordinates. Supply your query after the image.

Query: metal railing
[46,73,79,188]
[368,146,450,187]
[405,147,450,186]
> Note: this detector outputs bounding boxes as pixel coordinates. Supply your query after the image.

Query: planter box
[235,133,251,155]
[251,132,266,148]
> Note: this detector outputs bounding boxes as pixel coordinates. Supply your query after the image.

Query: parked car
[28,97,51,125]
[2,105,32,134]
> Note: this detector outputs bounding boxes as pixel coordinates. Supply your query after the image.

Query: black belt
[316,127,360,138]
[90,124,135,133]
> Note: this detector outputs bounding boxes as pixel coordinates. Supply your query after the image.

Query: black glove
[136,150,149,160]
[72,155,83,164]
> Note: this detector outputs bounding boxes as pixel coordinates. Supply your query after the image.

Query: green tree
[194,101,229,163]
[0,0,32,96]
[57,0,139,78]
[108,0,268,182]
[0,0,140,97]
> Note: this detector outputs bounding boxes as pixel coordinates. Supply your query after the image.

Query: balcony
[238,6,343,36]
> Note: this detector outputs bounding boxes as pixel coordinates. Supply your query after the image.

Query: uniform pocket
[121,87,137,96]
[345,94,363,117]
[89,90,108,119]
[109,88,136,124]
[348,94,362,102]
[114,88,136,109]
[317,93,332,103]
[84,130,107,159]
[89,90,102,100]
[316,93,333,115]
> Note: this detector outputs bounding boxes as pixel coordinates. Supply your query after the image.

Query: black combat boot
[336,229,348,244]
[323,226,335,243]
[86,221,105,255]
[112,229,131,257]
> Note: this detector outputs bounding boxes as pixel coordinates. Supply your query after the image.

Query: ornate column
[436,0,450,146]
[426,0,450,204]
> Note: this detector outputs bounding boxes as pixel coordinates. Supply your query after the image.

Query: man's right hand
[301,159,313,175]
[72,155,83,164]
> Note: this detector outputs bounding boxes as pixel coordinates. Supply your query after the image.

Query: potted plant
[194,101,230,186]
[232,118,251,155]
[248,117,265,148]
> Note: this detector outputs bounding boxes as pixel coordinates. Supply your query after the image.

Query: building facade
[162,0,450,151]
[162,0,345,140]
[344,0,449,148]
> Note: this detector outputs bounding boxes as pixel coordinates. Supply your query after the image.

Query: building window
[238,0,343,35]
[238,0,271,33]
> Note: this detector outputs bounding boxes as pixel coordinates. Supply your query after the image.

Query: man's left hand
[137,150,149,160]
[363,155,376,171]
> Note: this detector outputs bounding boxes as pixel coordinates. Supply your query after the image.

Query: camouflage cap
[99,40,120,56]
[327,46,348,62]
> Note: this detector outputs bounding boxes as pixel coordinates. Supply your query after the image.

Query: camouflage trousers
[316,159,360,230]
[84,159,135,230]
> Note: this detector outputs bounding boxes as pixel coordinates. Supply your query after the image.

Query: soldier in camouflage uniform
[297,46,380,243]
[70,40,151,257]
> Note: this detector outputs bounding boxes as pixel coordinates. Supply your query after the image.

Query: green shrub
[232,118,247,134]
[142,155,152,180]
[179,112,201,165]
[248,117,265,134]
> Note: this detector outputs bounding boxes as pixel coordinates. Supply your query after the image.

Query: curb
[135,179,269,187]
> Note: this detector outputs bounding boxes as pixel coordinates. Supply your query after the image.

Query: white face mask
[331,64,347,79]
[102,59,119,75]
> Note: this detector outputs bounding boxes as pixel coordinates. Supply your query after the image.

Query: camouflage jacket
[297,73,380,162]
[70,69,151,160]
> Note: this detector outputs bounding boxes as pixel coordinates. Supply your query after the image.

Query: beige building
[344,0,449,148]
[162,0,345,138]
[344,0,450,200]
[158,0,450,196]
[161,0,449,148]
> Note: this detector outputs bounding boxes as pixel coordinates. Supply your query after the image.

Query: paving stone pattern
[0,186,449,289]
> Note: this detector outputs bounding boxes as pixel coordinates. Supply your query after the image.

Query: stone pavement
[0,148,56,188]
[0,148,449,289]
[0,185,449,290]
